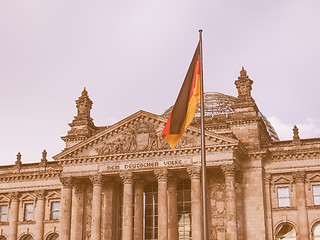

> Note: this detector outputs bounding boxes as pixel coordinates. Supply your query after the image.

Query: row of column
[59,163,239,240]
[7,191,46,240]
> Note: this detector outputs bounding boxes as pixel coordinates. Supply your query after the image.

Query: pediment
[308,173,320,183]
[19,193,36,201]
[46,191,61,200]
[272,176,292,185]
[0,194,10,203]
[54,110,238,160]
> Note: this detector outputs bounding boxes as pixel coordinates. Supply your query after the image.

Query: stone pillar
[222,164,238,240]
[35,190,45,240]
[90,174,103,240]
[71,180,85,240]
[8,192,19,240]
[134,178,144,240]
[168,173,179,240]
[120,172,134,240]
[155,169,168,240]
[187,166,203,240]
[293,171,309,240]
[103,180,115,240]
[60,176,73,240]
[264,173,273,240]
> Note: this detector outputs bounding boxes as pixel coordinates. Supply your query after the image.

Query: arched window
[19,235,34,240]
[276,223,296,240]
[313,222,320,240]
[46,233,59,240]
[0,236,7,240]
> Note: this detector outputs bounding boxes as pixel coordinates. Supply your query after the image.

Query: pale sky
[1,0,320,165]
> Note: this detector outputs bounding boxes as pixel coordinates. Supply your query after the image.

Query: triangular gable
[53,110,238,160]
[19,193,36,201]
[272,175,292,185]
[0,194,10,202]
[46,191,61,200]
[308,173,320,183]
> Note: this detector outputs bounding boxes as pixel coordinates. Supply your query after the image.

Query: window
[46,233,59,240]
[50,201,60,220]
[20,235,34,240]
[313,222,320,240]
[177,180,191,239]
[0,205,8,222]
[313,185,320,206]
[277,187,290,207]
[24,203,34,221]
[276,223,296,240]
[144,182,158,240]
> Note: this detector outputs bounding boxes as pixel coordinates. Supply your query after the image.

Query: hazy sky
[1,0,320,165]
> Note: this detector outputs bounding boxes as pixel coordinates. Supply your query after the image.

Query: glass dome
[162,92,279,141]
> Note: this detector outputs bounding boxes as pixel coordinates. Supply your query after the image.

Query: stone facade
[0,68,320,240]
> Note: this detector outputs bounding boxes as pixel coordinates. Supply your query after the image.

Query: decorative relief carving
[209,178,226,240]
[84,185,93,240]
[59,176,73,188]
[94,119,196,156]
[154,169,168,182]
[120,172,134,184]
[293,171,305,183]
[187,166,201,180]
[90,174,103,186]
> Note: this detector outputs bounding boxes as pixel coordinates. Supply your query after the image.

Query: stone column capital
[35,190,45,200]
[9,192,19,202]
[120,172,134,184]
[187,166,201,180]
[154,169,168,182]
[293,171,306,183]
[264,172,272,184]
[60,176,73,188]
[90,174,103,186]
[221,164,236,177]
[168,173,179,186]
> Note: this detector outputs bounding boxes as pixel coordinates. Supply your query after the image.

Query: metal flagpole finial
[199,29,203,33]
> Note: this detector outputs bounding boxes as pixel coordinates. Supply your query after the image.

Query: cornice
[270,148,320,161]
[0,170,62,183]
[58,144,239,166]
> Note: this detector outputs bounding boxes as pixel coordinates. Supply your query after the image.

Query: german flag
[162,42,201,150]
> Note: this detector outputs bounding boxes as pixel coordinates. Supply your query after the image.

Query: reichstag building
[0,68,319,240]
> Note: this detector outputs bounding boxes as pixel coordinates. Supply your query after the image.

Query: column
[293,171,309,240]
[168,173,179,240]
[103,180,115,240]
[264,173,274,240]
[35,190,45,240]
[120,172,134,240]
[187,166,202,240]
[155,169,168,240]
[90,174,103,240]
[8,192,19,240]
[134,178,144,240]
[222,164,238,240]
[71,180,85,240]
[59,176,73,240]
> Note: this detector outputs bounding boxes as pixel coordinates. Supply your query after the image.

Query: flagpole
[199,29,208,240]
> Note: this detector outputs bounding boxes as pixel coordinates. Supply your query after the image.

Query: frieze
[94,120,196,155]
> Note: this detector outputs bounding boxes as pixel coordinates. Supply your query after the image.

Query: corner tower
[62,88,97,148]
[228,67,273,150]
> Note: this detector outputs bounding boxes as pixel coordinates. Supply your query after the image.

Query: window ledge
[18,221,36,225]
[44,219,59,224]
[0,222,9,226]
[272,207,296,211]
[307,205,320,209]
